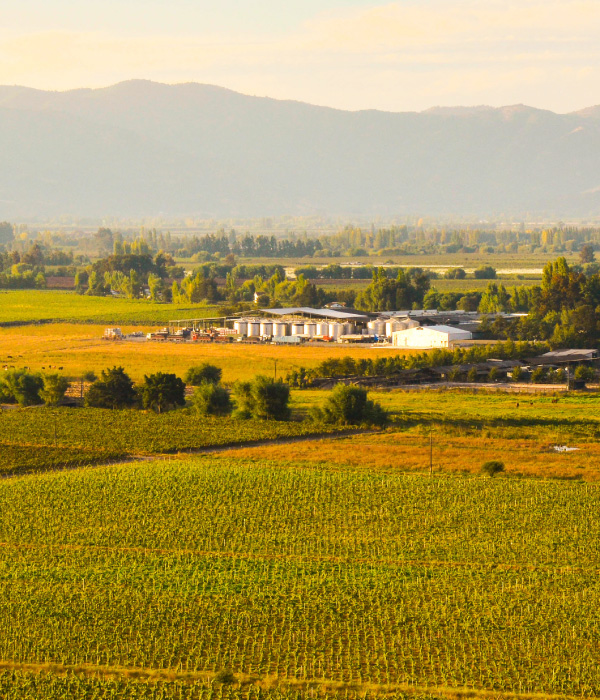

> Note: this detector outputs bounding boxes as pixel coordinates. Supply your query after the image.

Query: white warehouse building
[392,324,472,349]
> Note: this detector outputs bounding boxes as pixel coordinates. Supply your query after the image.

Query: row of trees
[0,364,387,427]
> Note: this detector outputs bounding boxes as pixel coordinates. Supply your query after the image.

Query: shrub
[85,367,137,409]
[311,384,388,427]
[140,372,186,413]
[0,370,43,406]
[444,267,467,279]
[474,265,497,279]
[232,375,291,420]
[193,383,232,416]
[511,365,524,382]
[481,460,505,477]
[185,363,222,386]
[40,374,70,406]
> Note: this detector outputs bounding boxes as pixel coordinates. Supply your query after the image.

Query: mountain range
[1,80,600,219]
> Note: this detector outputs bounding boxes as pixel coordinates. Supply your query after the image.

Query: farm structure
[391,324,473,348]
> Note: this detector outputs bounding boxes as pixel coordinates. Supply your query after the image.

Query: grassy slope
[0,457,598,698]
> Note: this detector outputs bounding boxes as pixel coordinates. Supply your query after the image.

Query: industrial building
[391,324,473,348]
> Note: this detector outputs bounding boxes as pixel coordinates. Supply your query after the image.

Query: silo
[273,322,288,336]
[328,323,342,339]
[406,319,420,328]
[304,323,316,337]
[260,322,273,337]
[234,321,248,336]
[317,322,329,336]
[342,323,355,335]
[248,321,260,337]
[291,322,305,336]
[368,320,386,336]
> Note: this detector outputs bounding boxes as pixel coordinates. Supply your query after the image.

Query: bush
[574,365,595,382]
[40,374,70,406]
[444,267,466,279]
[193,383,232,416]
[213,669,237,685]
[85,367,137,409]
[140,372,186,413]
[0,370,43,406]
[185,363,222,386]
[481,460,505,477]
[311,384,388,427]
[232,375,291,420]
[474,265,497,279]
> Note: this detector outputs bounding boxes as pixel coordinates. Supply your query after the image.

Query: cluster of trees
[0,370,69,406]
[286,340,550,385]
[83,364,293,420]
[355,268,430,311]
[0,362,387,428]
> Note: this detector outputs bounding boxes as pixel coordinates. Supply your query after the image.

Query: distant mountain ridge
[1,80,600,219]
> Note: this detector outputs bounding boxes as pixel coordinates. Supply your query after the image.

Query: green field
[0,406,349,477]
[0,457,599,698]
[0,290,220,325]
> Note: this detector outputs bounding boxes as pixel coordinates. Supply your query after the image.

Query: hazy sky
[2,0,600,112]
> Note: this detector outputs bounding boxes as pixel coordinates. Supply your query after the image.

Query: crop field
[0,290,219,326]
[0,457,599,698]
[0,407,348,473]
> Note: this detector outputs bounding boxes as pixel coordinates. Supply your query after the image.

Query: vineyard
[0,407,350,476]
[0,457,599,698]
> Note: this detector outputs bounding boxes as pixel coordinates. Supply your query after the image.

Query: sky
[1,0,600,113]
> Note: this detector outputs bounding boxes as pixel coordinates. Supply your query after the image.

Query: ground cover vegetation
[0,457,599,697]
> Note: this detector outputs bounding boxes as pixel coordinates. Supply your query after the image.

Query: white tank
[304,323,316,337]
[273,322,288,336]
[234,321,248,336]
[291,323,305,336]
[328,323,342,339]
[260,322,273,337]
[385,320,408,337]
[368,320,386,335]
[316,322,329,336]
[248,322,260,337]
[343,323,355,335]
[406,319,420,328]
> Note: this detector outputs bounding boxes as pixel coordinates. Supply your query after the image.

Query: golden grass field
[0,323,405,382]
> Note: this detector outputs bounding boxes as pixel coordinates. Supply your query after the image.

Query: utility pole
[429,425,433,477]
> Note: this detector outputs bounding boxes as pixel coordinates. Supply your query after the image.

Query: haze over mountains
[1,79,600,220]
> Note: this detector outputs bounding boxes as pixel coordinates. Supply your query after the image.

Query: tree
[233,375,291,420]
[140,373,186,413]
[481,460,505,477]
[185,363,222,386]
[311,384,387,426]
[0,370,43,406]
[0,222,14,246]
[580,244,595,264]
[41,374,70,406]
[85,367,137,409]
[193,383,232,416]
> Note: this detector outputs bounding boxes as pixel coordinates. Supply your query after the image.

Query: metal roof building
[260,307,369,321]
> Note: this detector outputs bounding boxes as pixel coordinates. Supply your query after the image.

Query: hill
[1,80,600,218]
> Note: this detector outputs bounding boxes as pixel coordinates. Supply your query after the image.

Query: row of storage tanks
[233,317,420,340]
[234,320,355,339]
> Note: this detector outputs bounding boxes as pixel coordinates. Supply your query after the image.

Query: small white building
[391,324,472,349]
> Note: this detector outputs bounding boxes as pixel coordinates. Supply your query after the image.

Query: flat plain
[1,288,598,699]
